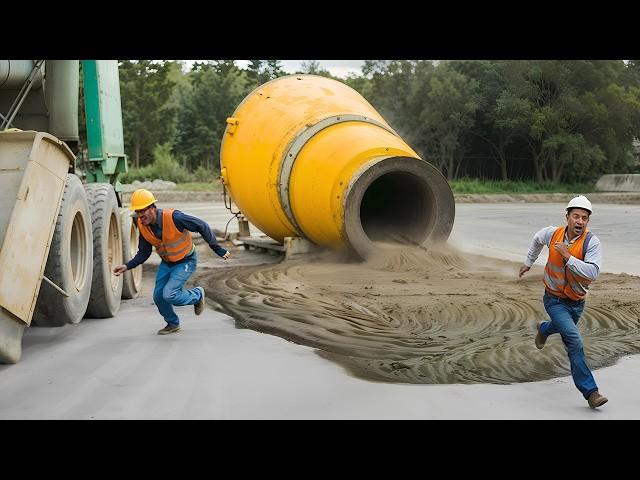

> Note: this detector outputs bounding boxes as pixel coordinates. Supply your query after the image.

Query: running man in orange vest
[518,195,608,409]
[113,189,230,335]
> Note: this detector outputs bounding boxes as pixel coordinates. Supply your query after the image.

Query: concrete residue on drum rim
[196,244,640,385]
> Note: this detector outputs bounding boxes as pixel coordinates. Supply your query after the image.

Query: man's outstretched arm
[173,211,230,259]
[114,233,152,275]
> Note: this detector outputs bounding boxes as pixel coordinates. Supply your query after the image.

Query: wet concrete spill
[195,244,640,384]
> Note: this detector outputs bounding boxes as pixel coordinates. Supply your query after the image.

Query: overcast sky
[182,60,365,79]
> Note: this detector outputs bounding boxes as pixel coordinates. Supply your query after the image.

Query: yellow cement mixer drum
[220,74,454,258]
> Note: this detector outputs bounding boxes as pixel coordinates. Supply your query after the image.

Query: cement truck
[0,60,141,363]
[220,74,455,259]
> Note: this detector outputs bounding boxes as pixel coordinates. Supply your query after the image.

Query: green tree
[364,60,436,146]
[119,60,177,168]
[492,90,533,180]
[343,72,372,98]
[449,60,522,180]
[418,63,480,179]
[299,60,333,78]
[245,60,287,89]
[514,60,640,183]
[174,61,248,174]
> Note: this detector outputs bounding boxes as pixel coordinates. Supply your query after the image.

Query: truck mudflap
[0,131,73,362]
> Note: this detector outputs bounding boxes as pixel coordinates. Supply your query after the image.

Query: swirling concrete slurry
[194,245,640,385]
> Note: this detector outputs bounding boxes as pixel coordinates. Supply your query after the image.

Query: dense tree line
[115,60,291,181]
[114,60,640,184]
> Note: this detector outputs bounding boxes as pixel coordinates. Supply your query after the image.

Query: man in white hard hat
[518,195,608,409]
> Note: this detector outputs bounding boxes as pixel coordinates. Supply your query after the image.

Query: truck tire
[120,209,142,299]
[32,174,93,327]
[84,184,123,318]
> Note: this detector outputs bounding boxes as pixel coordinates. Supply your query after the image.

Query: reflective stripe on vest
[543,226,592,301]
[137,209,193,263]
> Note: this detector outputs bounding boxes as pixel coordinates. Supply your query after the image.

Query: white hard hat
[566,195,592,214]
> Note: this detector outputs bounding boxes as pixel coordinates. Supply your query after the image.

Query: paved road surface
[167,201,639,275]
[449,203,640,276]
[0,201,638,419]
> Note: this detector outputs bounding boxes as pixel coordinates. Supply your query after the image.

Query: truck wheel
[32,174,93,327]
[84,184,123,318]
[120,209,142,299]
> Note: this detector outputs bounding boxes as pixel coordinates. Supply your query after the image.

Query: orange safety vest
[543,226,593,301]
[137,209,193,263]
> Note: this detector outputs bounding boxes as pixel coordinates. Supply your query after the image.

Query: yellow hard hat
[129,188,157,211]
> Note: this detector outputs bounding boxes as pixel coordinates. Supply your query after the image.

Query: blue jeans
[153,252,203,326]
[539,291,598,399]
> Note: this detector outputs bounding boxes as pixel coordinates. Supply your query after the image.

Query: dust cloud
[195,244,640,385]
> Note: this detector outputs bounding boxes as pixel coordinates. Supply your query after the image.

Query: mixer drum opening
[343,156,454,258]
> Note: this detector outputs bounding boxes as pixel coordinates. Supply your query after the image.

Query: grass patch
[450,178,596,194]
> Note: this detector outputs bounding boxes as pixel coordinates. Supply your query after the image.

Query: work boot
[588,391,608,409]
[535,322,547,350]
[157,324,180,335]
[194,287,205,316]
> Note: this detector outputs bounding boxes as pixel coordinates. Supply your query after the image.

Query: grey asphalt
[168,200,639,275]
[449,203,640,276]
[0,201,638,419]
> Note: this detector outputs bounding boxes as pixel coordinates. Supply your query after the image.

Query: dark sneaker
[194,287,205,316]
[157,324,180,335]
[588,391,608,409]
[535,322,547,350]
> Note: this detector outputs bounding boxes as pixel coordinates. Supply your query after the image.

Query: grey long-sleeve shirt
[524,226,602,281]
[125,209,228,269]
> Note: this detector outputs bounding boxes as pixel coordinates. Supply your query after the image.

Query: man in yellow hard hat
[519,195,607,409]
[114,188,230,335]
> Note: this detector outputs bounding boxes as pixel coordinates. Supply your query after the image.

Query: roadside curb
[121,191,224,204]
[454,192,640,205]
